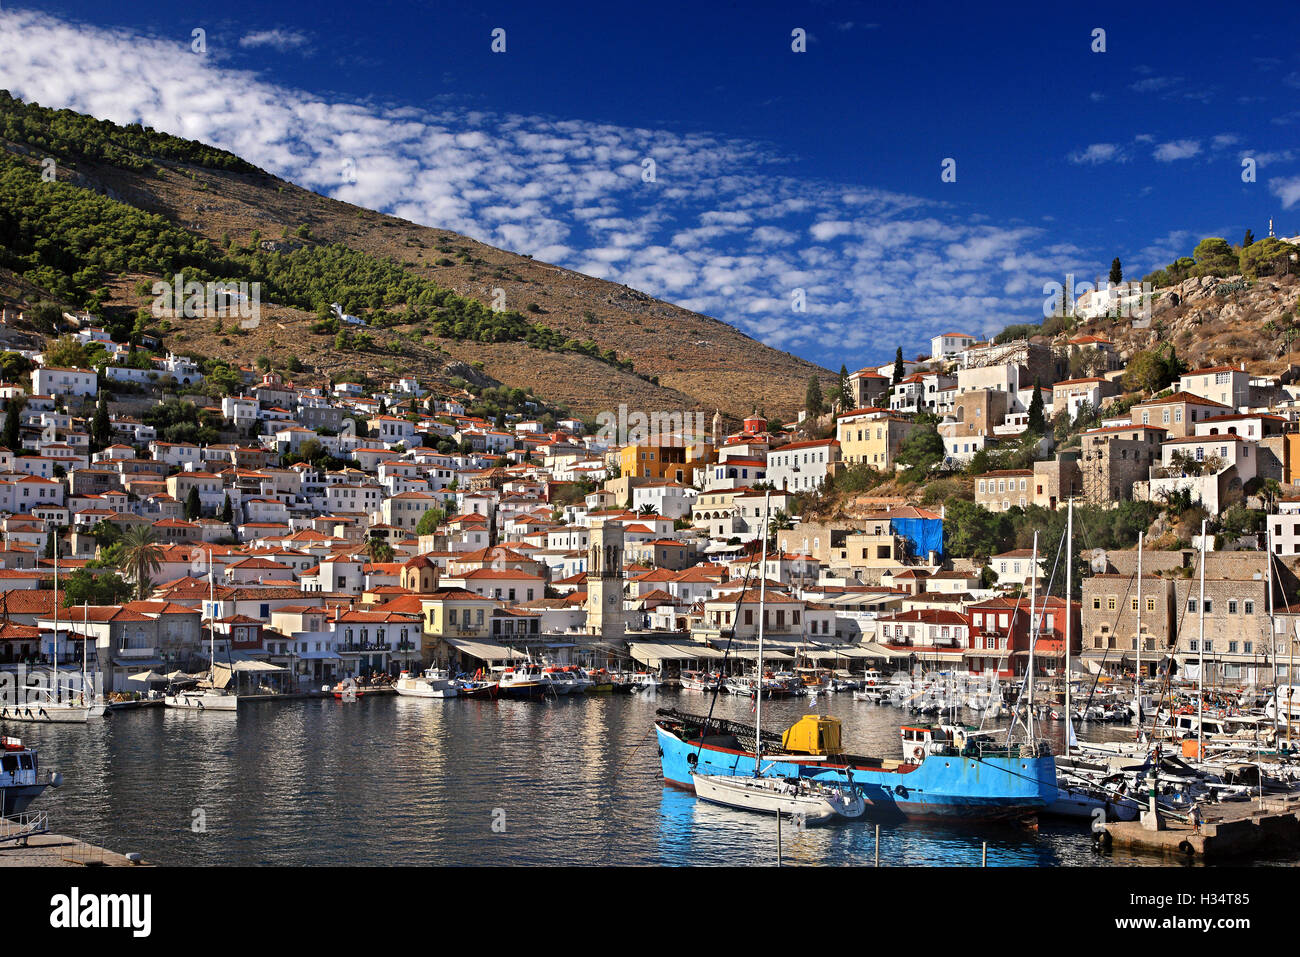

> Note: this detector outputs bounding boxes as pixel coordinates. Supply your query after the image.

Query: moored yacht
[393,667,459,699]
[0,736,61,816]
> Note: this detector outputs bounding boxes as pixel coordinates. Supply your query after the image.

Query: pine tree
[185,486,201,520]
[892,347,905,386]
[1109,258,1123,285]
[1243,229,1256,248]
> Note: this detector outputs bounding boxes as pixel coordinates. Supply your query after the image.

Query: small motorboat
[633,671,663,692]
[332,678,363,701]
[498,664,550,700]
[393,668,459,699]
[458,680,500,700]
[0,736,62,815]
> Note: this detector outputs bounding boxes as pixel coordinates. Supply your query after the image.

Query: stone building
[1080,575,1177,674]
[1076,424,1165,505]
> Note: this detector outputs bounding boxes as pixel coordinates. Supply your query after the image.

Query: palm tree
[117,526,163,599]
[768,508,794,545]
[636,504,657,517]
[361,536,394,564]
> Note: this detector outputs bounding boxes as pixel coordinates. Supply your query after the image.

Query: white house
[32,366,97,398]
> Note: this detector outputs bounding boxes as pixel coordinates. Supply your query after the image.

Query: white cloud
[238,29,311,52]
[1153,139,1201,162]
[1270,176,1300,210]
[0,7,1098,366]
[1067,143,1124,165]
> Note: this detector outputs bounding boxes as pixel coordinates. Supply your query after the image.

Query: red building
[966,596,1080,677]
[876,609,971,669]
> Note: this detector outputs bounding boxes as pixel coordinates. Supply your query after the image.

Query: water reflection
[2,690,1288,866]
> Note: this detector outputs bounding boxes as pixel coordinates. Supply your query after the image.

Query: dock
[1102,792,1300,861]
[0,815,146,867]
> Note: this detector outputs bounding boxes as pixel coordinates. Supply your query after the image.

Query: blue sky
[1,1,1298,371]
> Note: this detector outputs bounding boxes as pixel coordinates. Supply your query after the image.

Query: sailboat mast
[754,490,771,772]
[82,600,88,703]
[1064,501,1073,757]
[1027,531,1038,742]
[1197,518,1207,759]
[53,526,59,702]
[1135,531,1144,717]
[1267,523,1276,741]
[208,548,215,678]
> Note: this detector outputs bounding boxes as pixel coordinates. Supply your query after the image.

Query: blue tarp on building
[891,515,944,560]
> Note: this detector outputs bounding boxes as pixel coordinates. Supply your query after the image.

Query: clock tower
[586,521,626,638]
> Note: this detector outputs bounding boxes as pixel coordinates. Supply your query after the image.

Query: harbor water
[8,690,1299,866]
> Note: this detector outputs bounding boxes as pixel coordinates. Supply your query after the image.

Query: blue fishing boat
[654,708,1057,823]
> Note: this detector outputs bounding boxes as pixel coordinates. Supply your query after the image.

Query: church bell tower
[586,521,626,638]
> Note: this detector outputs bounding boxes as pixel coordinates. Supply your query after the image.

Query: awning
[732,648,794,661]
[296,651,342,660]
[858,642,911,660]
[444,638,528,661]
[216,659,286,673]
[796,645,877,661]
[627,642,725,664]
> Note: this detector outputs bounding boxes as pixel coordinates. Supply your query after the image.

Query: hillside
[0,93,832,420]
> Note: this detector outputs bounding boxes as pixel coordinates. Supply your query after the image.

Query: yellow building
[619,444,689,481]
[836,410,920,469]
[419,588,500,639]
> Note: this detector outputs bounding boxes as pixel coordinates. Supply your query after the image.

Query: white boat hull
[394,684,459,699]
[0,703,90,723]
[165,692,238,711]
[690,773,865,825]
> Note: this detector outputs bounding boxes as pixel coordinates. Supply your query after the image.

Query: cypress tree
[892,347,905,386]
[1108,258,1123,285]
[2,395,24,451]
[1028,379,1045,433]
[91,396,111,451]
[805,376,824,418]
[185,486,201,520]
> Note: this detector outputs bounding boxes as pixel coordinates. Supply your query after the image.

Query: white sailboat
[691,490,865,825]
[165,549,238,711]
[1044,500,1139,821]
[1,529,94,723]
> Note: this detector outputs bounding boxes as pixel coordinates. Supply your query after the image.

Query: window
[1092,597,1101,610]
[1190,639,1198,651]
[1188,599,1197,613]
[1107,597,1116,611]
[1146,597,1156,612]
[1244,601,1254,615]
[1204,599,1213,614]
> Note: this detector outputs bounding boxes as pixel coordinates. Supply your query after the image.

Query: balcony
[116,646,158,659]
